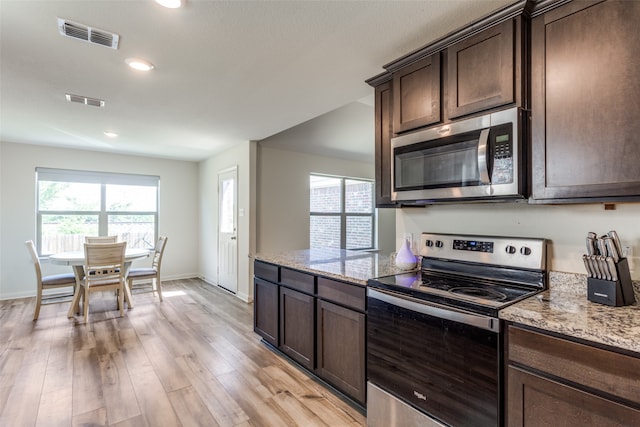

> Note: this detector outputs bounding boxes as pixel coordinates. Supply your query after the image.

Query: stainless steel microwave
[391,107,527,203]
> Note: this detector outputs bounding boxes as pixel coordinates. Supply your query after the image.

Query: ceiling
[0,0,512,162]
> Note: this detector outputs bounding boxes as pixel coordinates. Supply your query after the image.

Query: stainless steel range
[367,233,547,427]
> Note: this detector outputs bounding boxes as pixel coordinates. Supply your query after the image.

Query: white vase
[395,238,417,270]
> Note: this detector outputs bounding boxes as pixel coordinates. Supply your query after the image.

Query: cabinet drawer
[280,268,315,295]
[317,277,366,312]
[254,261,278,283]
[508,325,640,405]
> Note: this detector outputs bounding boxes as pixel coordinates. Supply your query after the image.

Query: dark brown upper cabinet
[392,53,441,134]
[447,19,516,119]
[373,79,395,207]
[531,0,640,202]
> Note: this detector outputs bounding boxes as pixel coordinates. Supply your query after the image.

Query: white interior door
[218,167,238,294]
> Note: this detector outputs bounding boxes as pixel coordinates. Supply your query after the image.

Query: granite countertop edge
[499,271,640,355]
[254,249,416,286]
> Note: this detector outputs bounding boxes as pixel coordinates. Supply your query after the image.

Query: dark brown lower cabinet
[279,286,315,370]
[507,325,640,426]
[508,366,640,427]
[316,299,366,404]
[253,278,279,346]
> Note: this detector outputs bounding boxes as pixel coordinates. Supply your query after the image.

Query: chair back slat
[85,236,117,244]
[25,240,43,281]
[84,242,126,284]
[152,236,168,269]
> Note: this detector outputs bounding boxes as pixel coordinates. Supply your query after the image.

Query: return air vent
[57,18,120,49]
[65,94,105,108]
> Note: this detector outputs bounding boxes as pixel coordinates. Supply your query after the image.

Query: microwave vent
[57,18,120,49]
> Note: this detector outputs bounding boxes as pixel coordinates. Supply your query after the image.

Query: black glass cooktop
[368,270,540,317]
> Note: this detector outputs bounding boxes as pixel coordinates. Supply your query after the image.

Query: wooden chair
[127,236,168,304]
[25,240,77,321]
[85,236,117,243]
[68,242,127,324]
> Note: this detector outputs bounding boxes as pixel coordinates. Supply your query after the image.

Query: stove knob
[425,240,434,247]
[520,246,532,256]
[435,240,444,248]
[505,245,517,254]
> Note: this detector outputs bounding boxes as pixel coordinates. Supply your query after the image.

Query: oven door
[367,288,502,427]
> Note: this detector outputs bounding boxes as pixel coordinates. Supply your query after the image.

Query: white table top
[48,247,150,266]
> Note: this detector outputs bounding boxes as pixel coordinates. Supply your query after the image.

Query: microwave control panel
[490,123,513,184]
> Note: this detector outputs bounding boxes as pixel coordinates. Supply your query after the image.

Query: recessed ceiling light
[104,131,118,138]
[125,58,155,72]
[155,0,183,8]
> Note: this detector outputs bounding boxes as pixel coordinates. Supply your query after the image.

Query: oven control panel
[420,233,546,270]
[452,239,494,253]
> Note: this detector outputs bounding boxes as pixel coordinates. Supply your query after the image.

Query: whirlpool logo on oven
[413,390,427,401]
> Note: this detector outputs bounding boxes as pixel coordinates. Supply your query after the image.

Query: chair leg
[34,288,43,321]
[125,278,134,309]
[156,277,163,302]
[118,283,125,318]
[83,287,90,324]
[68,285,82,318]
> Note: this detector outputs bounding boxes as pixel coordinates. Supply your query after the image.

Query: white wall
[398,202,640,278]
[0,141,199,300]
[256,145,395,253]
[198,141,257,302]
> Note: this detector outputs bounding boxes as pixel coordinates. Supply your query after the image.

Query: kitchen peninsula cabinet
[530,0,640,202]
[316,277,366,404]
[279,268,315,369]
[253,259,367,406]
[506,324,640,426]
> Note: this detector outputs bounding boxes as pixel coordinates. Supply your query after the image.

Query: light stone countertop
[256,250,640,355]
[254,248,416,286]
[500,271,640,355]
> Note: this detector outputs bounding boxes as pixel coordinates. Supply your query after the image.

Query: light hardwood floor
[0,278,366,426]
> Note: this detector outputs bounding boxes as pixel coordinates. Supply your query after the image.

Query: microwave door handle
[477,128,491,184]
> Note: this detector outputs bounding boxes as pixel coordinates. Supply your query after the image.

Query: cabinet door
[508,366,640,427]
[374,80,396,207]
[393,53,441,133]
[447,19,515,119]
[253,278,278,346]
[316,300,366,404]
[280,287,315,369]
[531,0,640,201]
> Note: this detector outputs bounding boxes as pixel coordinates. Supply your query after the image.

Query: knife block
[587,258,635,307]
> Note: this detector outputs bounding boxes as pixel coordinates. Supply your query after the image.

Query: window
[310,174,374,250]
[36,168,159,255]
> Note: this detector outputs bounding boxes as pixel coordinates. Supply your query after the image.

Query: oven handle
[368,288,501,333]
[477,128,491,185]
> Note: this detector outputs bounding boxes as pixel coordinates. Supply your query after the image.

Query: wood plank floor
[0,279,366,427]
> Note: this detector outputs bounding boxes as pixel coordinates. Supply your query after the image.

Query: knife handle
[606,256,618,281]
[586,237,596,256]
[604,237,620,263]
[583,254,593,278]
[608,230,623,259]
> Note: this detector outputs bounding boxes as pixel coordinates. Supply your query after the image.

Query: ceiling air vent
[57,18,120,50]
[65,94,105,108]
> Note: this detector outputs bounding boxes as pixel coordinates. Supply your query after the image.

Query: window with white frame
[36,168,159,255]
[310,174,375,250]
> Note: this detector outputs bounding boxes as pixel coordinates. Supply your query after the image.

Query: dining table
[49,247,150,314]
